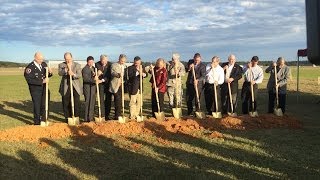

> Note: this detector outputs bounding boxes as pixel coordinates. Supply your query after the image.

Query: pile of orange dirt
[0,114,302,143]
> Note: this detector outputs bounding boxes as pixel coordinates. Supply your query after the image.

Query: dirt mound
[0,114,302,143]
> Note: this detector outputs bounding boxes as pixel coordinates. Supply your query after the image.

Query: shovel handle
[151,65,161,113]
[121,67,125,117]
[69,74,75,117]
[45,67,49,120]
[140,65,143,116]
[192,66,201,110]
[227,82,234,113]
[274,66,280,107]
[95,68,101,118]
[250,68,255,111]
[214,83,219,112]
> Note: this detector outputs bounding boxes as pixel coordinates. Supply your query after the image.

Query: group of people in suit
[24,52,290,125]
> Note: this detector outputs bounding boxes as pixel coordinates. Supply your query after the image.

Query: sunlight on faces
[119,57,126,65]
[194,56,201,64]
[64,52,73,64]
[277,57,285,67]
[228,54,236,65]
[34,52,44,64]
[172,53,180,64]
[156,58,165,69]
[211,56,220,68]
[134,59,141,68]
[100,55,108,66]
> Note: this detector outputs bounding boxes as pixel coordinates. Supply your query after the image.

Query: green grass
[0,66,320,179]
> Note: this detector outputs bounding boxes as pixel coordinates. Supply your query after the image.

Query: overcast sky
[0,0,306,63]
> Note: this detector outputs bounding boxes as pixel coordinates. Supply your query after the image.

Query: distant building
[46,60,87,69]
[46,60,133,69]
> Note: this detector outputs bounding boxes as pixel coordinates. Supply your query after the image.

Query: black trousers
[186,83,203,115]
[204,83,221,114]
[241,82,258,114]
[268,91,286,113]
[29,85,49,124]
[96,84,105,117]
[83,84,96,122]
[221,84,238,114]
[110,87,122,119]
[151,90,164,118]
[104,86,112,119]
[62,87,80,121]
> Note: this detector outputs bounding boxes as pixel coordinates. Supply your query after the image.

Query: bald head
[228,54,236,65]
[34,52,44,64]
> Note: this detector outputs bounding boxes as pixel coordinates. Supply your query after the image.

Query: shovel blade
[249,111,259,117]
[195,111,206,119]
[172,108,182,119]
[155,112,165,121]
[68,117,80,126]
[136,116,145,122]
[228,112,238,117]
[94,117,105,123]
[118,116,128,123]
[274,108,283,116]
[40,121,50,127]
[212,112,222,119]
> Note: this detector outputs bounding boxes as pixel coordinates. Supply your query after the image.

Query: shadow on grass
[0,150,77,179]
[40,125,221,179]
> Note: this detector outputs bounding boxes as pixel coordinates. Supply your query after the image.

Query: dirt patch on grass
[0,114,302,143]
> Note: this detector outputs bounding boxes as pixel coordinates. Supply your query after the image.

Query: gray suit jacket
[58,62,83,96]
[266,65,290,94]
[166,61,186,87]
[109,62,126,93]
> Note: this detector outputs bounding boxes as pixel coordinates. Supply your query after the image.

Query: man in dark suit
[82,56,101,122]
[221,54,243,114]
[24,52,52,125]
[58,52,82,121]
[95,54,111,120]
[127,56,147,119]
[185,53,206,115]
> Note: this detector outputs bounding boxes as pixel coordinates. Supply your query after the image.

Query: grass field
[0,66,319,179]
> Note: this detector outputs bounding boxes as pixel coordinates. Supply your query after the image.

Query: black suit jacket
[185,59,206,87]
[95,61,111,89]
[221,62,243,92]
[127,65,147,95]
[24,61,52,87]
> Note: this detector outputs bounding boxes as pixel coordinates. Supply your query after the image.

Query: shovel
[172,65,182,119]
[94,68,105,123]
[192,66,205,119]
[212,82,222,118]
[136,65,145,122]
[118,67,128,123]
[274,66,283,116]
[68,74,80,126]
[41,66,50,127]
[151,65,165,121]
[227,82,237,117]
[249,67,259,117]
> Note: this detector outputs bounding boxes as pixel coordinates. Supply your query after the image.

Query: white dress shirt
[244,65,264,84]
[205,64,225,85]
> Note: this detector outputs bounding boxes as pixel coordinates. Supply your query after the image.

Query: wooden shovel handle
[95,68,101,118]
[151,65,161,112]
[192,66,201,109]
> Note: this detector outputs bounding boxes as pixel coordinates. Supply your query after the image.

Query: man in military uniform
[24,52,52,125]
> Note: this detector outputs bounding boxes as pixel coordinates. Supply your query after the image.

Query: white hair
[172,53,180,61]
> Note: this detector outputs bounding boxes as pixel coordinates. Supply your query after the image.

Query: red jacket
[150,67,167,93]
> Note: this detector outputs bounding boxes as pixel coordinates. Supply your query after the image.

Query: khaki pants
[129,90,141,119]
[167,86,183,108]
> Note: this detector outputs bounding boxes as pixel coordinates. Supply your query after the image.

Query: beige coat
[109,62,125,93]
[58,62,83,96]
